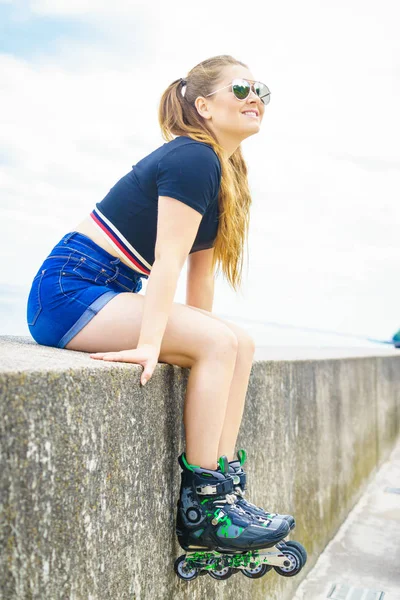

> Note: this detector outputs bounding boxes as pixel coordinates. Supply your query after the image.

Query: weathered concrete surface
[0,336,399,600]
[293,438,400,599]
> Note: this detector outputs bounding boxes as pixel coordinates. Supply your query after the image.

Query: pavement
[293,438,400,600]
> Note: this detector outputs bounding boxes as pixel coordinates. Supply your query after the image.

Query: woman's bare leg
[185,305,256,462]
[65,292,239,470]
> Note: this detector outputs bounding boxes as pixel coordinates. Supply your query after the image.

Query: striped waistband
[90,207,151,276]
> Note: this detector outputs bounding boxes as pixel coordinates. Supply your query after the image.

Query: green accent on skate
[237,448,247,465]
[217,519,244,538]
[181,453,200,472]
[184,549,264,570]
[217,455,228,474]
[200,498,208,504]
[209,511,245,538]
[185,551,223,571]
[230,551,261,568]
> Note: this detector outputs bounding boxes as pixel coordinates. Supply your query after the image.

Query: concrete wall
[0,336,399,600]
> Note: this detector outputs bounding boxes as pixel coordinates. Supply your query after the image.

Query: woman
[27,55,296,564]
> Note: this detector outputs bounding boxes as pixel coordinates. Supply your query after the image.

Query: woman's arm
[137,196,203,350]
[186,247,215,312]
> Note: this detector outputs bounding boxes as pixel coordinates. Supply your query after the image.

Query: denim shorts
[26,231,147,348]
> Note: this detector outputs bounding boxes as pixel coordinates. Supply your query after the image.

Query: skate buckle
[211,509,227,525]
[232,475,241,485]
[196,484,218,495]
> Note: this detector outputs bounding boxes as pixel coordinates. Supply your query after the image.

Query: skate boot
[225,449,295,530]
[176,452,290,551]
[175,452,308,581]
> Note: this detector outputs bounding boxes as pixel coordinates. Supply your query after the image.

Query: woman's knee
[206,321,254,362]
[201,324,239,360]
[184,305,255,361]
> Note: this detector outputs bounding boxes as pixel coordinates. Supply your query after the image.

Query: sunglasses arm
[205,84,232,98]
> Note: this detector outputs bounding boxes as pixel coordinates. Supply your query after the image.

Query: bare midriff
[74,215,145,275]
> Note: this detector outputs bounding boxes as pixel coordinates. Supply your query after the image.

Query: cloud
[0,4,104,59]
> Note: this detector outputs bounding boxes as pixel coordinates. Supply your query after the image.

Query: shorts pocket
[70,256,106,282]
[27,270,46,326]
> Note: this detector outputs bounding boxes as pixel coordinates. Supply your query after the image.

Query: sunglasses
[206,78,271,105]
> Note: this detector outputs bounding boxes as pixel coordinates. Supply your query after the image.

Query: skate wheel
[174,555,199,581]
[274,546,303,577]
[208,566,234,580]
[283,540,307,567]
[242,563,272,579]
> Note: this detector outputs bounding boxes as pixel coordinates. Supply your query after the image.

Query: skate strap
[195,479,233,496]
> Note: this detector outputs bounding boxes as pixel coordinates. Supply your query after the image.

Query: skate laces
[212,492,251,518]
[231,485,259,512]
[213,494,244,512]
[213,492,238,506]
[232,468,280,522]
[210,490,272,525]
[234,485,263,509]
[234,486,257,507]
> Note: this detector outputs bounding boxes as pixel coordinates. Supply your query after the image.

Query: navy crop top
[90,135,221,277]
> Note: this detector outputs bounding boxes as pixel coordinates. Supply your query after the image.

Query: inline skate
[174,452,307,581]
[224,449,296,530]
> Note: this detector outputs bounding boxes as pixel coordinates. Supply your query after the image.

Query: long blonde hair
[158,55,252,292]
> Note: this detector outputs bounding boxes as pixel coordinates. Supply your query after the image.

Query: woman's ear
[194,96,212,120]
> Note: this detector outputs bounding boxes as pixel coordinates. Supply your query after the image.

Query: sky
[1,0,400,345]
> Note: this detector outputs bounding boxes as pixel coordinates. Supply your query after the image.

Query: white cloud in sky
[1,0,400,341]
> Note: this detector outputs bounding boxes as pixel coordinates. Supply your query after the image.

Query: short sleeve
[156,143,221,216]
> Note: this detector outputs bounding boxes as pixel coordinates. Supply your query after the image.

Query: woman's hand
[90,344,160,386]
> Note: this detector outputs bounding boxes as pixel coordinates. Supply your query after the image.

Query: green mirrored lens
[232,80,251,100]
